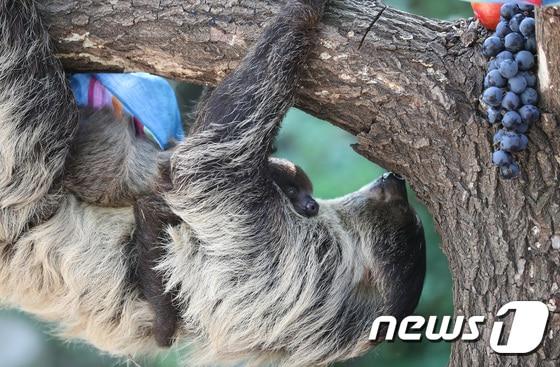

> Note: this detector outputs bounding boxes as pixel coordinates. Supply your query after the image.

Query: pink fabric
[87,77,113,109]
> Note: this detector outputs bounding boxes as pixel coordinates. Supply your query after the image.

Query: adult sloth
[0,1,425,366]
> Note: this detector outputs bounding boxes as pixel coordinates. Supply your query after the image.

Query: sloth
[0,1,426,366]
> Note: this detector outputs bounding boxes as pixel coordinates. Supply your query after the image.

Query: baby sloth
[269,157,319,217]
[64,109,320,346]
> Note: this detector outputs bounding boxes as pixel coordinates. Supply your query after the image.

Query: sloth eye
[286,186,297,197]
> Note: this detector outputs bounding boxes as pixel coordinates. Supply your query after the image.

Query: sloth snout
[382,172,405,182]
[305,199,319,216]
[366,172,408,203]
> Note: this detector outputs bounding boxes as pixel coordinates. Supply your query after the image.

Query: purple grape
[505,33,525,53]
[500,162,521,179]
[502,111,522,129]
[483,87,504,107]
[513,121,529,134]
[483,36,504,57]
[493,150,513,166]
[494,129,507,145]
[509,14,525,33]
[519,17,535,37]
[500,131,526,152]
[519,71,537,87]
[485,69,507,88]
[501,3,520,20]
[508,75,527,94]
[502,91,521,110]
[518,4,534,13]
[521,88,538,105]
[496,50,514,64]
[525,37,536,53]
[519,104,540,124]
[516,50,535,71]
[499,59,519,78]
[487,107,502,124]
[496,21,512,38]
[488,60,498,71]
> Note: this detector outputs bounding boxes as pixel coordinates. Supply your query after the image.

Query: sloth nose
[305,199,319,216]
[383,172,404,181]
[380,172,407,199]
[366,172,408,203]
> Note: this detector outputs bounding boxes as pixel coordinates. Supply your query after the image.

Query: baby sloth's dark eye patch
[286,186,298,197]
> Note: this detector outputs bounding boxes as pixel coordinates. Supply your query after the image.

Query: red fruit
[471,2,502,30]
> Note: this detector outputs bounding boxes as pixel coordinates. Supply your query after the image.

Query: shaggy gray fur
[0,1,426,366]
[64,108,170,207]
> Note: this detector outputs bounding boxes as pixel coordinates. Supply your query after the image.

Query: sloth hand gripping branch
[0,1,426,366]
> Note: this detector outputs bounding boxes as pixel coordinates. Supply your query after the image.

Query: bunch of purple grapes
[481,2,540,179]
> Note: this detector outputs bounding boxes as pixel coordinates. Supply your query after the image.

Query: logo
[489,301,549,354]
[369,301,549,354]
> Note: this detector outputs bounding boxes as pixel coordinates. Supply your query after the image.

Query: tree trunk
[42,1,560,366]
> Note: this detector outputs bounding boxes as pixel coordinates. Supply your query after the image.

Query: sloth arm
[0,1,78,243]
[168,0,326,244]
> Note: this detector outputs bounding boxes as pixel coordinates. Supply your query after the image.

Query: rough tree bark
[41,1,560,366]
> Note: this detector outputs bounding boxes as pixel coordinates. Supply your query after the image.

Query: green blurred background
[0,1,473,366]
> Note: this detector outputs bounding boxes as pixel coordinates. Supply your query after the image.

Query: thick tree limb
[42,1,560,366]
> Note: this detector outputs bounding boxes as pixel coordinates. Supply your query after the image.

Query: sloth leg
[134,195,181,347]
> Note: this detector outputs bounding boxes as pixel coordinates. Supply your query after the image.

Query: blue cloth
[70,73,91,107]
[70,72,184,149]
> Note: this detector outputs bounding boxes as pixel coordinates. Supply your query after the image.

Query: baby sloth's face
[268,158,319,217]
[280,177,319,217]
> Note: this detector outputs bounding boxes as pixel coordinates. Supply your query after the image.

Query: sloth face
[326,172,426,315]
[348,172,412,218]
[331,172,419,237]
